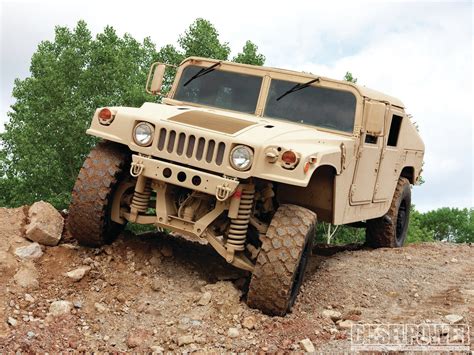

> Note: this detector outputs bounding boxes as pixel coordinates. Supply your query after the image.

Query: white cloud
[1,0,472,211]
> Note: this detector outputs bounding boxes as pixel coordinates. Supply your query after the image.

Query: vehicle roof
[181,57,405,108]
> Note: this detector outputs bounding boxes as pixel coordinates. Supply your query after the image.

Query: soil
[0,206,472,352]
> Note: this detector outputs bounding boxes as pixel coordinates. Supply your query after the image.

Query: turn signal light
[281,150,297,164]
[98,108,113,120]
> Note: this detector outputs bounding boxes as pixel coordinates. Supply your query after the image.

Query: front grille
[157,128,226,166]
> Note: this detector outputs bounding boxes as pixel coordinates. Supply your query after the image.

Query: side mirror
[146,63,167,95]
[364,101,386,136]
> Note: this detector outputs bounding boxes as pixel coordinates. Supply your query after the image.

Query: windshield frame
[168,58,362,136]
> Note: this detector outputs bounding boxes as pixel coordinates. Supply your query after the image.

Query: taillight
[98,108,113,121]
[281,150,297,164]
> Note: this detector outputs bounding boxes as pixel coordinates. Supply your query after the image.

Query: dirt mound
[0,206,472,352]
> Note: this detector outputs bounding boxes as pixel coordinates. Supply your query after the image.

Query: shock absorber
[130,175,152,222]
[226,185,255,252]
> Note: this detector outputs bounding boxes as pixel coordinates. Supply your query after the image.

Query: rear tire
[366,177,411,248]
[68,141,130,247]
[247,204,317,316]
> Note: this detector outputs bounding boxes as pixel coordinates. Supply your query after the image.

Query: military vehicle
[68,57,424,315]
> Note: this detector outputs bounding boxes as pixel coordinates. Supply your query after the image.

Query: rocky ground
[0,205,473,352]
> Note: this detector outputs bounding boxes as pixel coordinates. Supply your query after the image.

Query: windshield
[264,79,356,133]
[174,65,263,114]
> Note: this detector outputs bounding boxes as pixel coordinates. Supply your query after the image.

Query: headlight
[230,145,253,171]
[133,122,154,146]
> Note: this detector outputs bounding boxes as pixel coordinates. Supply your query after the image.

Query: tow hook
[216,183,232,201]
[130,161,144,177]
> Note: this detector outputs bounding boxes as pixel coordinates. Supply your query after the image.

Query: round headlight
[133,122,154,146]
[230,145,253,171]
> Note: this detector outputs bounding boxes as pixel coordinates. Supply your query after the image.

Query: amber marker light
[98,108,112,120]
[281,150,297,164]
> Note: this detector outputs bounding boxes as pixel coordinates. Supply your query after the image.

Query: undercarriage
[110,154,274,272]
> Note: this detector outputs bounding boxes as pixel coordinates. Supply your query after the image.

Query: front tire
[68,141,130,247]
[247,204,317,316]
[366,177,411,248]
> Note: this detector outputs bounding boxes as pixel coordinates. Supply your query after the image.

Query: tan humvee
[68,57,424,315]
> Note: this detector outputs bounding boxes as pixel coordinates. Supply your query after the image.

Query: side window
[387,115,403,147]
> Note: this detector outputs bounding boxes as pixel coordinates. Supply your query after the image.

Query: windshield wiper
[183,62,222,87]
[276,77,320,101]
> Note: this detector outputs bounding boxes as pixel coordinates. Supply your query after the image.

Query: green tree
[178,18,230,60]
[1,21,156,208]
[406,208,435,243]
[418,207,473,243]
[343,71,357,83]
[233,41,266,65]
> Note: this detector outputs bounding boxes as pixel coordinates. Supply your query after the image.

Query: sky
[0,0,472,212]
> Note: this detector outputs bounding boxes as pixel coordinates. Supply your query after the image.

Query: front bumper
[130,154,239,200]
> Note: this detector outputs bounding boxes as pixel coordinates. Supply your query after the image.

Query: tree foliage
[1,21,156,208]
[0,19,265,209]
[343,71,357,83]
[416,207,473,243]
[233,41,266,65]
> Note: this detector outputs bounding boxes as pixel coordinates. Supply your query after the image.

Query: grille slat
[157,128,225,166]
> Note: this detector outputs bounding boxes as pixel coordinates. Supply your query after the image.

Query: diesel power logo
[351,324,470,352]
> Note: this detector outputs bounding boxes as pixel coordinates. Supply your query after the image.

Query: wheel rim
[396,200,407,243]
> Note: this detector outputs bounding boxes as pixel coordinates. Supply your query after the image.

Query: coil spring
[131,180,152,213]
[226,187,255,251]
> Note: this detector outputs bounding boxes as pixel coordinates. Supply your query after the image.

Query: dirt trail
[0,206,472,352]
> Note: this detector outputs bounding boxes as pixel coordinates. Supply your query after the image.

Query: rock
[151,279,161,292]
[14,266,39,290]
[322,309,342,321]
[338,320,355,329]
[64,266,91,281]
[94,302,107,313]
[7,317,17,327]
[450,258,458,263]
[83,257,94,265]
[24,294,35,303]
[177,335,194,346]
[228,327,240,338]
[25,201,64,246]
[197,291,212,306]
[15,243,43,260]
[73,300,83,308]
[242,315,257,330]
[116,293,127,303]
[445,314,463,324]
[126,329,151,348]
[49,300,72,316]
[27,331,35,338]
[300,338,315,352]
[406,255,412,260]
[0,251,18,272]
[149,255,162,266]
[160,244,173,257]
[150,345,165,352]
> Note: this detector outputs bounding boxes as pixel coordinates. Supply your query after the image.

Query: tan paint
[85,56,424,266]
